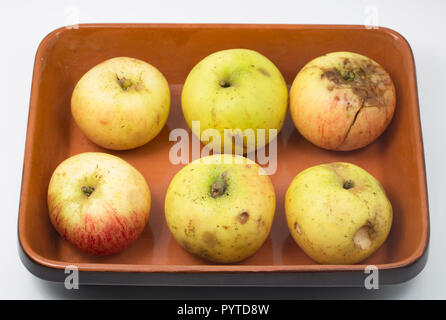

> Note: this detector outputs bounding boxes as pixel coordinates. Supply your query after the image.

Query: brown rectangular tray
[18,24,429,286]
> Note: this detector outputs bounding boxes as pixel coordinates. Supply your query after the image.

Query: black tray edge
[18,238,428,287]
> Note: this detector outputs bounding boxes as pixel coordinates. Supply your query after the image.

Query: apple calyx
[322,67,357,85]
[81,186,95,197]
[343,180,354,190]
[210,172,228,198]
[338,69,355,81]
[116,75,133,91]
[219,80,231,88]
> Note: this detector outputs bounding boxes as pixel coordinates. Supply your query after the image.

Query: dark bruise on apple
[290,51,396,151]
[321,57,392,148]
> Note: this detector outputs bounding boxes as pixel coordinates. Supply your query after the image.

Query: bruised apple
[285,162,392,264]
[47,152,151,255]
[290,51,396,151]
[165,154,276,263]
[71,57,170,150]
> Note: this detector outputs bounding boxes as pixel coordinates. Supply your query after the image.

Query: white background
[0,0,444,299]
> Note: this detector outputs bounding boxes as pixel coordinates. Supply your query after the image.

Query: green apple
[285,162,392,264]
[71,57,170,150]
[290,51,396,151]
[181,49,288,153]
[47,152,151,255]
[165,154,276,263]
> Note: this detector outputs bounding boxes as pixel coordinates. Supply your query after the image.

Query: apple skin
[165,154,276,263]
[47,152,151,255]
[290,52,396,151]
[181,49,288,153]
[285,162,392,264]
[71,57,170,150]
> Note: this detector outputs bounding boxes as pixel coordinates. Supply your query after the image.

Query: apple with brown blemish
[290,51,396,151]
[71,57,170,150]
[285,162,392,264]
[181,49,288,153]
[47,152,151,255]
[164,154,276,263]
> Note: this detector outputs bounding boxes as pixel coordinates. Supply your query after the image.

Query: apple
[181,49,288,153]
[165,154,276,263]
[289,51,396,151]
[47,152,151,255]
[71,57,170,150]
[285,162,392,264]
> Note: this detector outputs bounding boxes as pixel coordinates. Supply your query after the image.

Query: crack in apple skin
[336,103,387,150]
[337,103,364,149]
[335,103,379,150]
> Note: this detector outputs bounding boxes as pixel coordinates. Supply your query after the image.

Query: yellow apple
[285,162,392,264]
[181,49,288,153]
[165,154,276,263]
[290,51,396,151]
[71,57,170,150]
[47,152,151,255]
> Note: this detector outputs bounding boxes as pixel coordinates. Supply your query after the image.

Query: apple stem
[210,173,228,198]
[82,186,95,197]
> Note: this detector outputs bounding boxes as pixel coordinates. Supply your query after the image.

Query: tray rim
[18,23,430,281]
